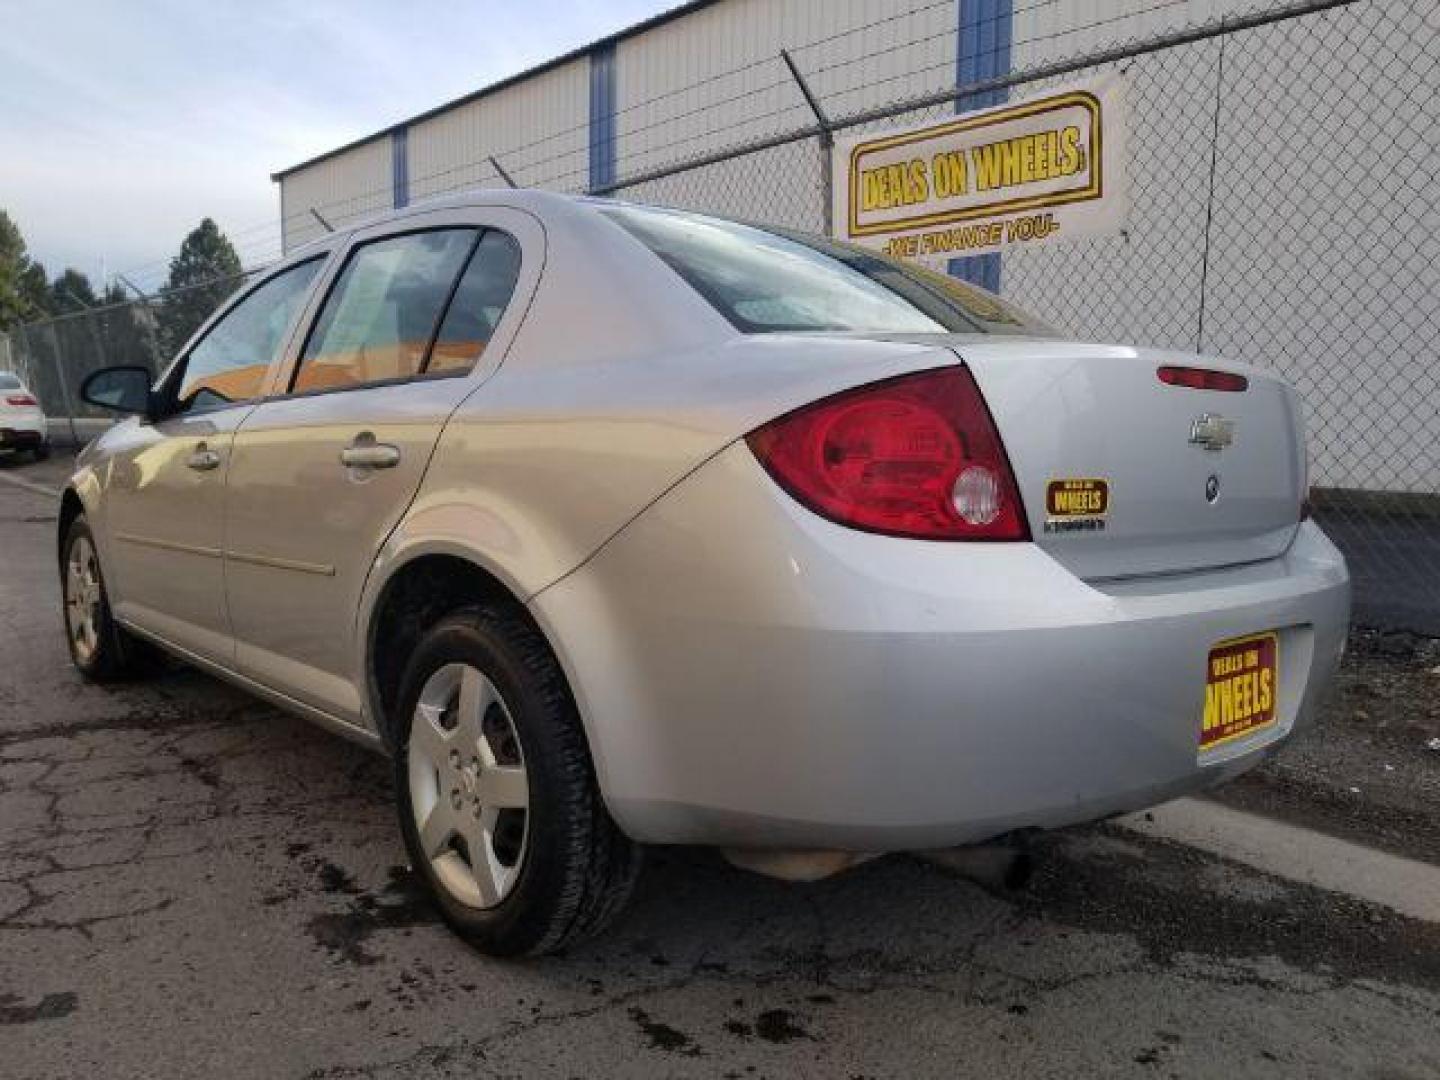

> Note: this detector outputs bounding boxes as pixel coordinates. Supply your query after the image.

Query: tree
[156,218,243,355]
[18,261,49,319]
[48,267,99,314]
[0,210,48,329]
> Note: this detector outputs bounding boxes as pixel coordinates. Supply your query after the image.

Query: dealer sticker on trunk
[1044,478,1109,533]
[1200,632,1279,751]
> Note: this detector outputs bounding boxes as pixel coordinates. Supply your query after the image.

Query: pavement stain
[304,863,437,967]
[754,1008,809,1043]
[318,860,363,896]
[0,991,78,1024]
[628,1005,703,1056]
[722,1007,811,1044]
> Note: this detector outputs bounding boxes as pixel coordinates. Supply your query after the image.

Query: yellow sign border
[1200,630,1281,751]
[846,91,1104,238]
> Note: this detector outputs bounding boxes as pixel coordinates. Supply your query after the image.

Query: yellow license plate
[1200,632,1279,750]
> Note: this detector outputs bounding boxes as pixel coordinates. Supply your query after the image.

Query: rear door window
[291,229,476,395]
[427,231,523,374]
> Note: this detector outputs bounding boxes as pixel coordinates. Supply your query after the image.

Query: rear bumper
[532,443,1350,850]
[0,416,47,448]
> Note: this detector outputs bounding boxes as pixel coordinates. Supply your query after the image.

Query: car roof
[288,188,616,260]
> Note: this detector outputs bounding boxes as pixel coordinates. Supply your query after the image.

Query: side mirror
[81,366,153,417]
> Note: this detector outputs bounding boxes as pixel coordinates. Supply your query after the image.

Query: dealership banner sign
[832,74,1129,265]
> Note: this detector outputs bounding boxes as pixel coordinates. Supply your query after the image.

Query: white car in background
[0,372,49,460]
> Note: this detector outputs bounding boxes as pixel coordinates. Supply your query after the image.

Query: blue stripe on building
[950,0,1012,293]
[392,127,409,208]
[589,42,618,191]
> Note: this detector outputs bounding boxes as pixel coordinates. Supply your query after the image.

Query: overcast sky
[0,0,670,292]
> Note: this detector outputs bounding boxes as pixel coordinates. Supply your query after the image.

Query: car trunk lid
[946,338,1304,579]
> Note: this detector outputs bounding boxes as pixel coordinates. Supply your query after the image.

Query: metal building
[274,0,1259,250]
[271,0,1438,503]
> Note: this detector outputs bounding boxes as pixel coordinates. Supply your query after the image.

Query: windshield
[602,204,1055,336]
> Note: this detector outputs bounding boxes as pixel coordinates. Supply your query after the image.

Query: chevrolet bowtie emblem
[1189,413,1235,452]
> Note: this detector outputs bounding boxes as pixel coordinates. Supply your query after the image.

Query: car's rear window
[0,373,21,390]
[602,204,1054,336]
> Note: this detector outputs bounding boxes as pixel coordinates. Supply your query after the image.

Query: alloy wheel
[407,662,530,908]
[64,535,103,664]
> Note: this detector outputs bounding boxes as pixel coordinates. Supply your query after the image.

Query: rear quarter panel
[386,334,966,603]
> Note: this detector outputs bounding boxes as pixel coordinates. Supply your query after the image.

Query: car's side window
[290,229,476,395]
[176,258,324,414]
[426,230,523,374]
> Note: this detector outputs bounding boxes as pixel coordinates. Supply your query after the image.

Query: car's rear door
[100,255,327,662]
[222,207,534,724]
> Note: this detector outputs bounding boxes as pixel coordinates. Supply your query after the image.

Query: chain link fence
[3,0,1435,630]
[3,269,259,442]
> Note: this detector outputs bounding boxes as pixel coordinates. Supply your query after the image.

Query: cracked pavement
[2,456,1439,1079]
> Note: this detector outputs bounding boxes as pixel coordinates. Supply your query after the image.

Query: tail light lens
[5,394,38,407]
[746,366,1029,541]
[1157,365,1248,392]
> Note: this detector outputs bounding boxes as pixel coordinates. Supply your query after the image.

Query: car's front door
[223,210,530,725]
[102,256,326,662]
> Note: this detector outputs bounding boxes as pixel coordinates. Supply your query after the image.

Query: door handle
[340,435,401,470]
[186,445,221,472]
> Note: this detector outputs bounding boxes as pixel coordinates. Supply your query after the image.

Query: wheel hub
[64,536,102,663]
[406,662,530,909]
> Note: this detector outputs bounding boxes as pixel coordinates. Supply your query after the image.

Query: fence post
[45,322,80,448]
[780,49,835,236]
[83,308,110,377]
[12,323,33,387]
[489,156,519,189]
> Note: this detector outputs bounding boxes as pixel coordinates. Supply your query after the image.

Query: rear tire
[393,604,641,956]
[61,517,160,681]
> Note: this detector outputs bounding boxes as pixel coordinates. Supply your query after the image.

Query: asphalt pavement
[2,452,1438,1079]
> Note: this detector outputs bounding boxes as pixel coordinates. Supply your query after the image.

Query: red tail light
[1157,365,1248,392]
[746,366,1029,541]
[5,394,38,407]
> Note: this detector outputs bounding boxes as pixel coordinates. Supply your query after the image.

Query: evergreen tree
[0,211,48,329]
[156,218,243,354]
[48,267,99,314]
[18,261,49,319]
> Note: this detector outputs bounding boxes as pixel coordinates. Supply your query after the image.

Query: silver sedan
[60,191,1349,955]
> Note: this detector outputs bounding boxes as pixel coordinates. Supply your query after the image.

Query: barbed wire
[103,0,1348,291]
[112,0,1058,279]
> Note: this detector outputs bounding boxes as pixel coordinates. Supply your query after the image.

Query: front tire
[393,605,641,956]
[61,517,156,681]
